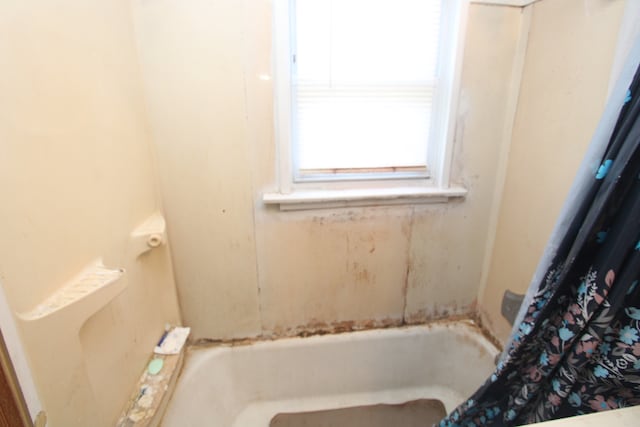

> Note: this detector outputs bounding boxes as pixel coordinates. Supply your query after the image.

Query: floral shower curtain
[437,65,640,425]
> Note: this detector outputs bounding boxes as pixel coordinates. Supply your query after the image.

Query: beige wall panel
[407,204,486,321]
[134,1,526,339]
[132,0,262,339]
[481,0,625,341]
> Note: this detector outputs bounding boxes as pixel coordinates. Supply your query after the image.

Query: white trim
[263,186,467,211]
[0,281,42,421]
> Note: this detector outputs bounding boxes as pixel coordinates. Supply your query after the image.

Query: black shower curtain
[437,64,640,426]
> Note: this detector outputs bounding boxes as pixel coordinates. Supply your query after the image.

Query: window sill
[263,186,467,211]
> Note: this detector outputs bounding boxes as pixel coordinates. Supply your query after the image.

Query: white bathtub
[160,320,499,427]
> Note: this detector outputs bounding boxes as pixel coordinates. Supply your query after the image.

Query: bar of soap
[148,358,163,375]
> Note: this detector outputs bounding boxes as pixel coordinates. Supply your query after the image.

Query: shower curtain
[437,54,640,426]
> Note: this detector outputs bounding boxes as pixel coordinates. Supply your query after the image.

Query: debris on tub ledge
[116,326,190,427]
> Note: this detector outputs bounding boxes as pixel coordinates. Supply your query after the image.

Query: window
[267,0,468,209]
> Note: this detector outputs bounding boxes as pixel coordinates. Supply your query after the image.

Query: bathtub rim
[162,319,500,427]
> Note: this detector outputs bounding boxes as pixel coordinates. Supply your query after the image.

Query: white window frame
[265,0,470,210]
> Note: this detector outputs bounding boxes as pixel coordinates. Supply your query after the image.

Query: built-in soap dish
[130,212,167,257]
[17,260,126,325]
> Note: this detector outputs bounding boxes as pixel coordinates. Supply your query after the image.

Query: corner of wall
[476,3,532,335]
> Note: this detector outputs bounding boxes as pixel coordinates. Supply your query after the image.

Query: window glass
[293,0,444,176]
